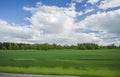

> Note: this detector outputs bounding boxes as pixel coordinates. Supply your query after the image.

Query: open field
[0,49,120,77]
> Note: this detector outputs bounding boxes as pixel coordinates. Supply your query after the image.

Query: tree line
[0,42,119,50]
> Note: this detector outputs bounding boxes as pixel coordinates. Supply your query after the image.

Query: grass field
[0,49,120,77]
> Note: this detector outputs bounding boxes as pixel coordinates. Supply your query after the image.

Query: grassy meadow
[0,49,120,77]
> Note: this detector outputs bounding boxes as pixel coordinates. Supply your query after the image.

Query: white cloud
[81,9,120,33]
[25,5,76,34]
[99,0,120,10]
[23,3,104,45]
[84,8,94,13]
[0,19,33,43]
[87,0,99,5]
[77,12,83,16]
[0,1,120,45]
[5,2,97,45]
[23,3,78,44]
[77,9,120,45]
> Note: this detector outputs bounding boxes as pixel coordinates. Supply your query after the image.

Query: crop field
[0,49,120,77]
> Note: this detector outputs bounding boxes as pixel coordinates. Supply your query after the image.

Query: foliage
[0,42,119,50]
[77,43,100,49]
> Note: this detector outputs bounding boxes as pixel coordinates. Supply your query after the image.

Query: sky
[0,0,120,45]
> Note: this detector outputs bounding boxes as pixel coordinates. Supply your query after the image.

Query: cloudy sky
[0,0,120,45]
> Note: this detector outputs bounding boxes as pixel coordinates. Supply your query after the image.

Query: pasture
[0,49,120,77]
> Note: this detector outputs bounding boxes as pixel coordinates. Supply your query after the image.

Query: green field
[0,49,120,77]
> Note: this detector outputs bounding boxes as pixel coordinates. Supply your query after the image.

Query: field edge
[0,66,120,77]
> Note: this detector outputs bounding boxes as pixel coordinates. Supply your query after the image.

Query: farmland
[0,49,120,77]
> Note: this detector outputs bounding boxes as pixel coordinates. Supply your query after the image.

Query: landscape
[0,0,120,77]
[0,43,120,77]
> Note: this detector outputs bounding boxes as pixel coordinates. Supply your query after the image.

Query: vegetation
[0,42,119,50]
[0,49,120,77]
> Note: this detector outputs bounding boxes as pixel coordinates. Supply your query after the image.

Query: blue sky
[0,0,98,24]
[0,0,119,25]
[0,0,72,25]
[0,0,120,45]
[0,0,38,25]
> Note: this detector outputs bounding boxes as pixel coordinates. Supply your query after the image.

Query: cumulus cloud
[23,3,78,44]
[0,19,33,43]
[23,2,101,45]
[26,6,66,34]
[77,9,120,45]
[80,9,120,33]
[0,1,120,45]
[99,0,120,10]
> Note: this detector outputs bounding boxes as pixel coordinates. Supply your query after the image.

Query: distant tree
[77,44,86,50]
[107,44,116,49]
[52,44,57,49]
[70,45,76,49]
[0,42,119,50]
[77,43,100,50]
[0,42,2,50]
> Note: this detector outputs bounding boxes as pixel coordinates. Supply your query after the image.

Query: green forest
[0,42,119,50]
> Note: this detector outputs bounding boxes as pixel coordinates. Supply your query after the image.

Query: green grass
[0,49,120,77]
